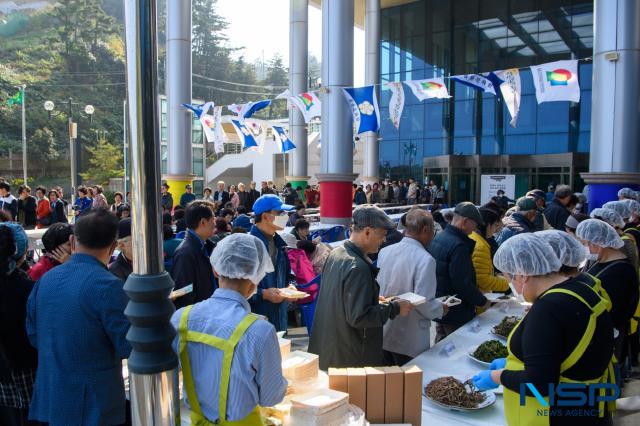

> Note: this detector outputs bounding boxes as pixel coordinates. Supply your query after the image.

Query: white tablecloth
[413,301,527,425]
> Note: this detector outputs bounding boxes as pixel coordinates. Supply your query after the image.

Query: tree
[265,54,288,88]
[80,138,123,185]
[29,127,59,176]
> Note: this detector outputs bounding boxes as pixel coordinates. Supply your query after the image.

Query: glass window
[161,145,167,175]
[506,95,537,135]
[192,180,203,197]
[424,138,448,156]
[380,140,400,167]
[505,134,535,154]
[425,101,448,138]
[192,147,204,177]
[426,0,451,33]
[454,100,476,137]
[481,136,501,155]
[537,133,569,153]
[400,104,425,139]
[192,116,203,144]
[579,90,592,131]
[537,102,569,133]
[482,96,497,136]
[453,137,476,155]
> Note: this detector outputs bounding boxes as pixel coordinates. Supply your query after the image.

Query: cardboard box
[347,368,367,412]
[328,368,348,393]
[380,366,404,423]
[364,367,386,423]
[402,365,423,426]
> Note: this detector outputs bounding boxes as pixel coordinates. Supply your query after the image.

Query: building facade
[378,0,594,204]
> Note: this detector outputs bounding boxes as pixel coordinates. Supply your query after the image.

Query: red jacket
[28,255,58,281]
[36,198,51,229]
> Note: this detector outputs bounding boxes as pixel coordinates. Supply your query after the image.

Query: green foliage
[28,127,59,175]
[79,138,123,185]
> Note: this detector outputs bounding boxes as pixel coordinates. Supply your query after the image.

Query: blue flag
[240,99,272,120]
[231,119,258,149]
[342,85,380,135]
[271,125,296,153]
[182,103,205,118]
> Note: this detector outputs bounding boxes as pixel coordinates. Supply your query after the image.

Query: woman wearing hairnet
[591,208,639,273]
[472,233,616,424]
[578,219,639,378]
[170,233,287,425]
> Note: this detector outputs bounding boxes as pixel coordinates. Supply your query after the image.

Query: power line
[192,82,280,97]
[192,73,287,89]
[29,82,126,87]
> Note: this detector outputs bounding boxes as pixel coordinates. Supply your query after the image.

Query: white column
[362,0,380,186]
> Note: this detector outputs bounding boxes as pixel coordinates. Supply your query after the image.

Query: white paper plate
[423,388,496,411]
[484,292,510,302]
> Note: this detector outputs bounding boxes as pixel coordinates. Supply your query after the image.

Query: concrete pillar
[165,0,193,193]
[362,0,380,186]
[318,0,357,225]
[582,0,640,209]
[287,0,310,191]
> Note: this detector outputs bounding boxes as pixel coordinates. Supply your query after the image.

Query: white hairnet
[210,233,274,283]
[590,208,625,229]
[620,199,640,215]
[494,233,562,276]
[534,230,588,268]
[618,188,636,199]
[575,219,624,249]
[602,201,631,219]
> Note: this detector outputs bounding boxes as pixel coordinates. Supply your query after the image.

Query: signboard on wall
[480,175,515,205]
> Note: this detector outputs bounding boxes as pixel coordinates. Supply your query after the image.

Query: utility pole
[20,85,27,184]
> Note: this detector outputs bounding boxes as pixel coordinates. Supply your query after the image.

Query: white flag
[495,69,521,127]
[212,106,226,153]
[247,121,267,153]
[227,103,244,116]
[289,91,322,123]
[404,78,451,101]
[530,60,580,104]
[275,89,291,99]
[386,82,405,129]
[199,101,216,143]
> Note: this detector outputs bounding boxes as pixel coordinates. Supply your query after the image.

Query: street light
[43,98,95,206]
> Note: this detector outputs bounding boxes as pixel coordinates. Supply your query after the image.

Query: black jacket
[495,212,536,245]
[108,252,133,282]
[308,241,399,369]
[247,189,261,212]
[171,231,216,309]
[0,269,37,372]
[544,198,571,231]
[428,224,487,326]
[214,190,230,205]
[161,193,174,212]
[237,191,250,209]
[50,199,68,224]
[18,195,37,228]
[0,194,18,221]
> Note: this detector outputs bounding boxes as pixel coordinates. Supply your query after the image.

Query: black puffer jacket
[428,225,487,327]
[544,198,571,231]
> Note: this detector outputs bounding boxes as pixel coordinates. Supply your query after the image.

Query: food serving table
[412,301,527,425]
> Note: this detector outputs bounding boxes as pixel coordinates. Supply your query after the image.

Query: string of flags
[183,59,583,153]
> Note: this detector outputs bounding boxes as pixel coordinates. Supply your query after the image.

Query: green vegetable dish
[472,340,508,363]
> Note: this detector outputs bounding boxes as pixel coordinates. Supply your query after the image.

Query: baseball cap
[516,196,537,212]
[118,218,132,239]
[526,189,546,201]
[253,194,294,216]
[185,184,192,189]
[454,202,484,225]
[352,205,397,231]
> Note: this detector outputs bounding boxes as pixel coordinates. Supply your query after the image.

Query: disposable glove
[472,370,499,391]
[489,357,506,370]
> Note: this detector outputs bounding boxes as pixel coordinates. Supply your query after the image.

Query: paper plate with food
[423,376,496,411]
[468,340,508,367]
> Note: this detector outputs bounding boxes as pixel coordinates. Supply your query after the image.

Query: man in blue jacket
[249,194,297,332]
[26,209,131,425]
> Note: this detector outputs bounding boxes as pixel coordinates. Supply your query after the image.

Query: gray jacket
[377,237,444,357]
[308,241,399,370]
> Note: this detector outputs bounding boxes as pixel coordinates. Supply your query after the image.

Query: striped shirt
[171,288,287,421]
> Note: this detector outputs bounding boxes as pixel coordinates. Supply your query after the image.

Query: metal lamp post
[123,0,179,424]
[44,99,94,205]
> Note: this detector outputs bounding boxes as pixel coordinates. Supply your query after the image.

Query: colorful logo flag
[452,73,500,95]
[530,60,580,103]
[494,69,521,127]
[271,125,296,153]
[342,85,381,135]
[404,78,451,101]
[289,91,322,123]
[386,82,405,130]
[230,119,258,149]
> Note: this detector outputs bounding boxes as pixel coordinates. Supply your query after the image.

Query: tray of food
[424,376,496,411]
[491,315,521,340]
[468,340,508,366]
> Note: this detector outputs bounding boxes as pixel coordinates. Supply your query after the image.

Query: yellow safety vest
[575,273,612,312]
[179,306,264,426]
[621,234,640,334]
[503,285,616,426]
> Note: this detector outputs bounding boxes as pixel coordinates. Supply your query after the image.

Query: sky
[216,0,365,86]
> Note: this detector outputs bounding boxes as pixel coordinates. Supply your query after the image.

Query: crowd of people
[1,172,640,424]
